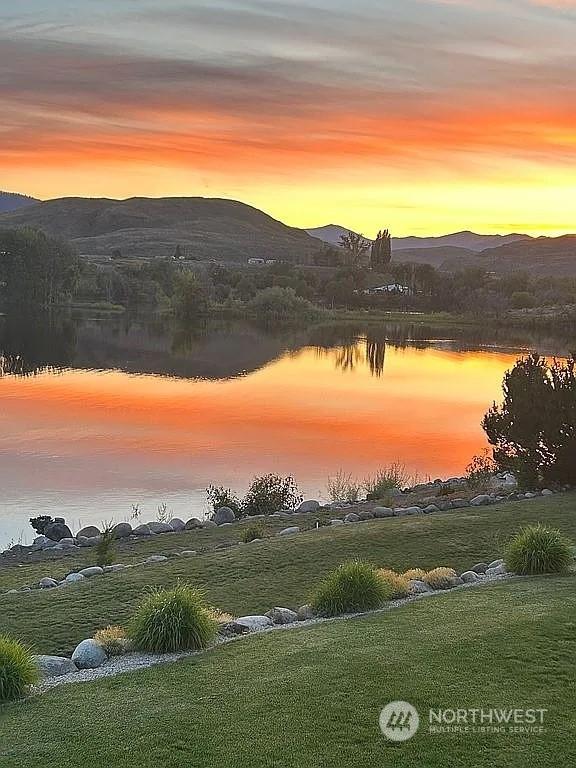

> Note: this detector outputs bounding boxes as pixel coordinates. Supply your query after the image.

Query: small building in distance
[364,283,412,296]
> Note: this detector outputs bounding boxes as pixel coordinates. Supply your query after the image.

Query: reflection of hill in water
[0,311,572,381]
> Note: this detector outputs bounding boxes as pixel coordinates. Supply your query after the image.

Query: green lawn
[0,576,574,768]
[1,493,575,655]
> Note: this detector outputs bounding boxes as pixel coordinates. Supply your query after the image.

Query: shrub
[505,524,573,575]
[247,286,320,326]
[364,463,413,499]
[377,569,411,598]
[208,608,235,625]
[312,561,392,617]
[326,471,362,504]
[402,568,426,581]
[95,525,115,569]
[423,567,458,590]
[128,584,217,653]
[0,635,38,703]
[241,522,266,543]
[206,485,242,518]
[94,626,129,657]
[465,449,497,489]
[29,515,53,536]
[242,474,302,516]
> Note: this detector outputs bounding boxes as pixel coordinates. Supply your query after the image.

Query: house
[364,284,412,296]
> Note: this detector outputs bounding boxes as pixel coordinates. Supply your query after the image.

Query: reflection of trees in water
[0,312,77,377]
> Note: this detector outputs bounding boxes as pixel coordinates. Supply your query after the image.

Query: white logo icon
[379,700,420,741]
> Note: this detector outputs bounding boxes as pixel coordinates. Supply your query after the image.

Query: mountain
[0,197,324,262]
[305,224,372,247]
[0,191,38,214]
[472,235,576,277]
[386,246,476,268]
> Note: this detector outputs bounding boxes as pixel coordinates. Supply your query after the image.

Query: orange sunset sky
[1,0,575,236]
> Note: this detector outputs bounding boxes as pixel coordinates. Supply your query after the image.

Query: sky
[1,0,575,236]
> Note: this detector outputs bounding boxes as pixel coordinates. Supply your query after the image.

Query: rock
[77,536,95,547]
[330,519,344,526]
[524,492,537,499]
[71,639,107,670]
[55,538,77,549]
[77,526,100,539]
[297,604,316,621]
[358,511,374,521]
[373,507,394,518]
[470,495,491,507]
[423,504,440,514]
[344,513,360,523]
[44,521,73,541]
[450,499,469,509]
[112,522,133,539]
[180,550,197,557]
[541,488,554,496]
[185,518,202,530]
[133,524,153,536]
[148,521,173,534]
[460,570,479,583]
[169,518,186,532]
[409,580,431,594]
[39,577,58,589]
[213,507,236,526]
[297,500,320,513]
[230,615,273,632]
[395,506,422,517]
[488,558,504,569]
[79,566,104,578]
[471,562,489,574]
[31,535,57,551]
[202,520,217,529]
[278,527,300,536]
[219,621,248,637]
[65,573,86,584]
[486,563,507,576]
[146,555,168,564]
[34,655,77,678]
[265,607,298,625]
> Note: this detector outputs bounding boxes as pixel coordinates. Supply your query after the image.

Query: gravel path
[31,573,516,696]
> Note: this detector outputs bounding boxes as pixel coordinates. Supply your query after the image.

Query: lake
[0,311,565,547]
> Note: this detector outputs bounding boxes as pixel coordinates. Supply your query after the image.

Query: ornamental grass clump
[402,568,426,581]
[505,524,573,575]
[0,635,38,703]
[128,584,217,653]
[377,569,411,598]
[312,561,392,617]
[94,626,129,657]
[423,567,459,590]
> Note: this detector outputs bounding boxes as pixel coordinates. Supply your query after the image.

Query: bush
[95,526,115,569]
[243,474,302,516]
[0,635,38,703]
[465,449,497,489]
[206,485,242,519]
[241,522,266,543]
[312,561,392,617]
[423,567,458,590]
[505,524,573,575]
[402,568,426,581]
[94,626,129,657]
[326,471,362,503]
[172,272,209,322]
[128,584,218,653]
[364,463,413,499]
[377,569,411,598]
[29,515,53,536]
[247,286,320,326]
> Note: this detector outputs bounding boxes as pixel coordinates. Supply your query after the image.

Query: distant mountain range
[0,196,324,262]
[305,224,530,252]
[0,191,38,214]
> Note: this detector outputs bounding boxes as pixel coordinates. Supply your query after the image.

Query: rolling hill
[0,197,324,262]
[0,191,38,214]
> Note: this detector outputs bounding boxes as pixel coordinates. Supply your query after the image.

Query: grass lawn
[0,576,574,767]
[1,493,575,655]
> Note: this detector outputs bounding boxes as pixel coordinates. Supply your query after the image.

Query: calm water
[0,311,566,547]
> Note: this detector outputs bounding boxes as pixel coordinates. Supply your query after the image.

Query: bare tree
[338,231,371,267]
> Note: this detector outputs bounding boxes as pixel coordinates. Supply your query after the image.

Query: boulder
[71,639,107,670]
[460,570,480,583]
[423,504,440,514]
[39,577,58,589]
[358,511,374,521]
[541,488,554,496]
[470,495,491,507]
[330,519,344,526]
[213,507,236,526]
[77,526,100,539]
[65,573,86,584]
[112,522,132,539]
[488,558,504,569]
[395,506,423,517]
[230,615,273,633]
[450,499,469,509]
[54,538,77,549]
[297,500,320,514]
[297,604,316,621]
[77,536,98,548]
[148,521,173,534]
[169,518,186,532]
[133,524,153,536]
[185,518,202,530]
[265,607,298,625]
[44,521,73,542]
[486,563,507,577]
[409,580,431,594]
[471,562,489,574]
[79,566,104,578]
[524,492,537,499]
[31,535,57,551]
[202,520,217,529]
[146,555,168,564]
[34,655,77,678]
[278,527,300,536]
[373,507,394,518]
[344,513,360,524]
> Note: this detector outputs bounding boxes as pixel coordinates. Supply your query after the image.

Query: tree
[172,271,209,322]
[338,231,371,267]
[482,355,576,486]
[370,229,392,271]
